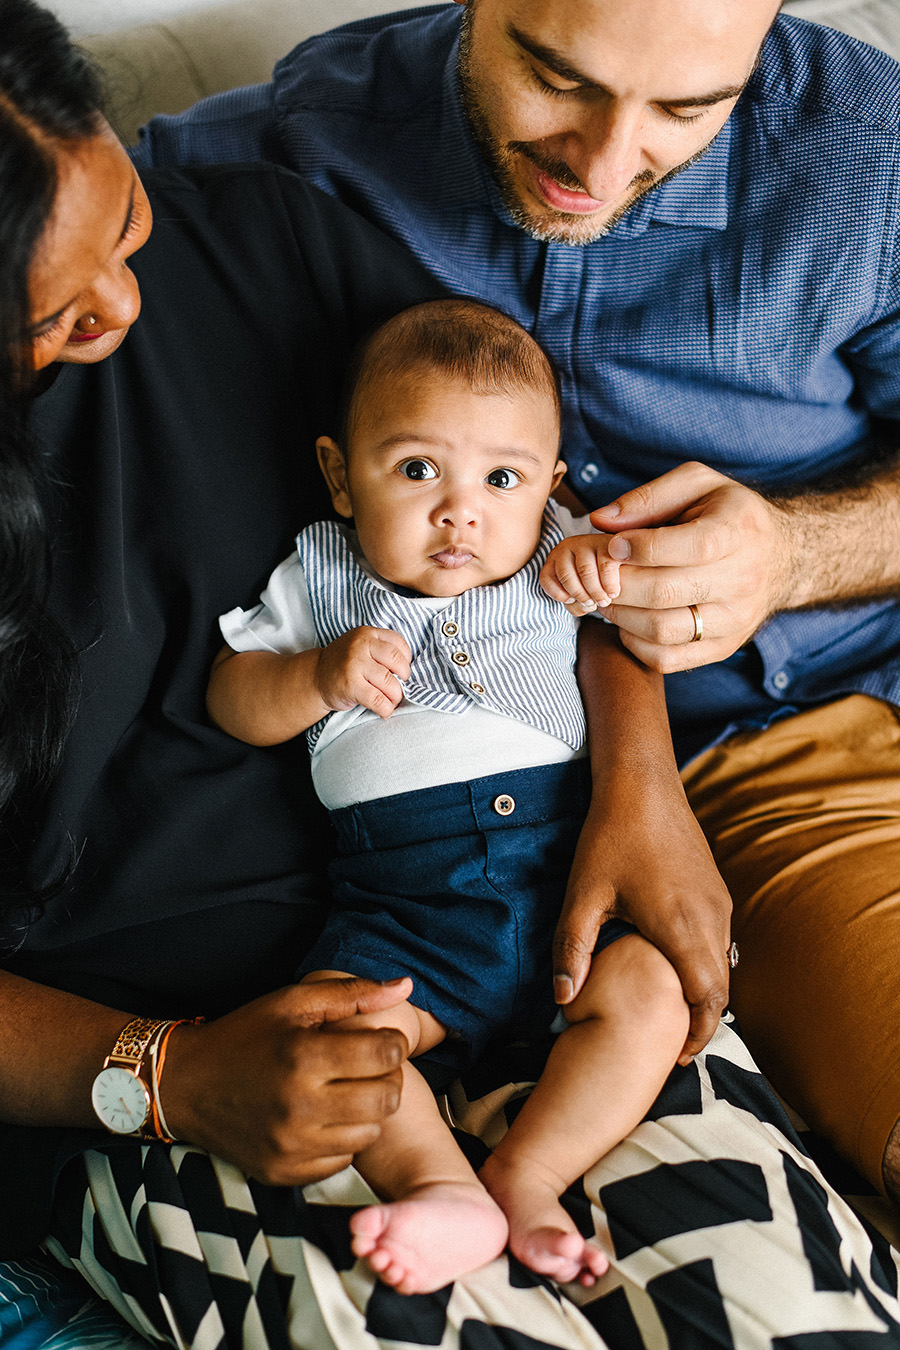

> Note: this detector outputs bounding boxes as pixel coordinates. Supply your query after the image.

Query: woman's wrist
[150,1018,207,1147]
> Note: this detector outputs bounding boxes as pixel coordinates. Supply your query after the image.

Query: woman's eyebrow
[509,24,746,105]
[28,187,136,337]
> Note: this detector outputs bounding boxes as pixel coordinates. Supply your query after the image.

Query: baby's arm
[540,533,622,613]
[206,627,412,746]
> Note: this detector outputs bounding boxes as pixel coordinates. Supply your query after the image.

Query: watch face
[91,1066,150,1134]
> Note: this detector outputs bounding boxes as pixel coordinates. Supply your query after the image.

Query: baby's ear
[550,459,568,494]
[316,436,353,518]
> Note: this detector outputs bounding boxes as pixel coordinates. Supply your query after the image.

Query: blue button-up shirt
[134,6,900,762]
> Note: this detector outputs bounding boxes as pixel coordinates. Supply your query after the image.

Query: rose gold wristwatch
[91,1017,167,1137]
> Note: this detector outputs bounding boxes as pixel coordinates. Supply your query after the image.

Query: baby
[208,299,696,1296]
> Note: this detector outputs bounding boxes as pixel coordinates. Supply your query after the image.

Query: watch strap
[103,1016,169,1073]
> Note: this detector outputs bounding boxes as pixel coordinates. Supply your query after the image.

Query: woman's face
[27,125,152,370]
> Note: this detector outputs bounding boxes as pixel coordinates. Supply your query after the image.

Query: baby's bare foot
[349,1182,508,1296]
[480,1154,608,1288]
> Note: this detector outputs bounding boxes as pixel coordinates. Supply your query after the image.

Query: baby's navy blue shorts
[297,759,635,1069]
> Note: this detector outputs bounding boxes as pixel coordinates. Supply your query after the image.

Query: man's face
[457,0,780,245]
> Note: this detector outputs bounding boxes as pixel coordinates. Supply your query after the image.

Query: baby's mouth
[430,548,475,569]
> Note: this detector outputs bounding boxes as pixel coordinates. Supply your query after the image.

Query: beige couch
[73,0,900,146]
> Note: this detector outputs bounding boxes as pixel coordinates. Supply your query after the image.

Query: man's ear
[316,436,353,518]
[550,460,568,495]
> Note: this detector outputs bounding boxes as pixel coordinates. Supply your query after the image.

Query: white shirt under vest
[220,500,598,809]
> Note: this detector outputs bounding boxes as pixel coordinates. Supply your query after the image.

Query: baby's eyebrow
[376,436,548,470]
[374,432,445,452]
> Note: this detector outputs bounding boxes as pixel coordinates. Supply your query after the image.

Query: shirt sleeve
[219,550,318,654]
[550,500,598,539]
[131,82,278,168]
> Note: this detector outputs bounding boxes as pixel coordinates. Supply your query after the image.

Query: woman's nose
[79,261,142,333]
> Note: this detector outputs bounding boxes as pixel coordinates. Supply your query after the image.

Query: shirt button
[580,462,600,484]
[451,651,470,666]
[442,620,459,637]
[772,671,789,691]
[469,682,485,694]
[493,794,515,816]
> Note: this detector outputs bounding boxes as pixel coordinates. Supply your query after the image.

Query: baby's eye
[399,459,437,481]
[486,467,521,490]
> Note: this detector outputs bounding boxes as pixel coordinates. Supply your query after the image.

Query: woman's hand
[162,977,412,1186]
[553,776,732,1065]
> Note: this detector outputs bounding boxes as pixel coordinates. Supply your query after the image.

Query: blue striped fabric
[0,1255,148,1349]
[133,7,900,756]
[297,503,584,750]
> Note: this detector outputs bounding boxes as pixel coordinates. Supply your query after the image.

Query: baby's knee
[565,936,688,1032]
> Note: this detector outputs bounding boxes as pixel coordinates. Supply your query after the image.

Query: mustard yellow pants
[683,693,900,1193]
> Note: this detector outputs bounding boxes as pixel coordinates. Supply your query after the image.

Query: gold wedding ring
[689,604,704,643]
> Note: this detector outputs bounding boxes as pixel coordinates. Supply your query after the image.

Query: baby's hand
[540,536,621,615]
[315,627,411,719]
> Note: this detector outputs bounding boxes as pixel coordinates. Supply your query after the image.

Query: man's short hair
[339,297,562,447]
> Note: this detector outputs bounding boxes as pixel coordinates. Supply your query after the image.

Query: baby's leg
[479,936,689,1286]
[301,971,507,1295]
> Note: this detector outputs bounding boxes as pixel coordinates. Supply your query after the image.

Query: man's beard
[457,5,714,246]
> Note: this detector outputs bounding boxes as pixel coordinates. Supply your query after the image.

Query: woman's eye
[30,313,68,344]
[399,459,437,481]
[487,468,521,490]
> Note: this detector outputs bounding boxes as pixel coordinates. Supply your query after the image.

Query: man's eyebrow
[29,186,136,337]
[509,24,746,106]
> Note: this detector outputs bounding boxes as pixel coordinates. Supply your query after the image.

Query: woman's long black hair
[0,0,104,907]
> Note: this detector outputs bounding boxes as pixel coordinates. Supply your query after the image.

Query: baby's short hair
[339,298,562,448]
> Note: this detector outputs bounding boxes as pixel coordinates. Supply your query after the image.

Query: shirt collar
[437,40,732,235]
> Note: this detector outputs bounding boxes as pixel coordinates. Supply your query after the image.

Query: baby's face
[318,368,565,596]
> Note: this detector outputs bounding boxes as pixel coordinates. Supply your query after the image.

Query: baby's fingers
[357,663,405,718]
[541,549,610,612]
[370,631,412,684]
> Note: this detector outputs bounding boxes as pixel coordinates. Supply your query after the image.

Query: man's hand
[315,626,411,719]
[162,977,412,1185]
[589,462,794,671]
[553,781,732,1064]
[539,534,622,614]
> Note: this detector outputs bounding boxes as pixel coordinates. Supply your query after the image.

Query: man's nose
[560,103,645,202]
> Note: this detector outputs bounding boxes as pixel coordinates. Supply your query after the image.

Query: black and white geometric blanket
[39,1020,900,1349]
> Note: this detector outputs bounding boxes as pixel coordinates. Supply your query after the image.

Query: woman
[1,3,899,1346]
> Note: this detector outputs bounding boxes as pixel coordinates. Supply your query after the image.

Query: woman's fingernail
[554,974,574,1002]
[600,502,621,518]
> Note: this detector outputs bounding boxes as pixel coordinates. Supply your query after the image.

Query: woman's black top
[0,164,439,1255]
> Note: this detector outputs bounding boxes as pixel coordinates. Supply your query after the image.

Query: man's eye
[486,467,521,490]
[399,459,437,481]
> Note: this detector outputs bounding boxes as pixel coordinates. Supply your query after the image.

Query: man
[134,0,900,1207]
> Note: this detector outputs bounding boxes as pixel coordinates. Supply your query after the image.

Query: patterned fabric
[0,1254,148,1349]
[41,1022,900,1350]
[296,506,583,750]
[131,9,900,762]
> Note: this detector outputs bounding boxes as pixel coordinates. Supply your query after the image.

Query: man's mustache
[510,141,656,197]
